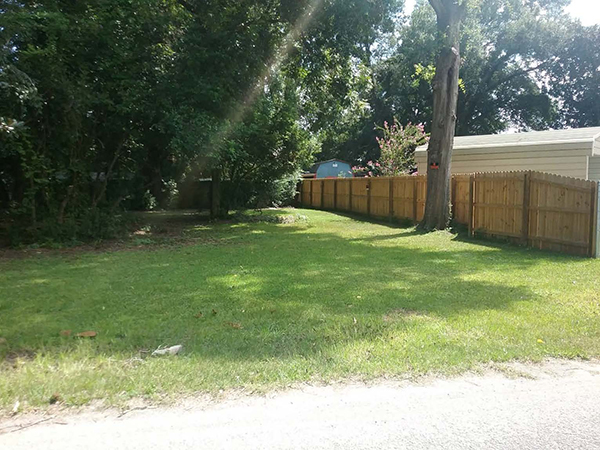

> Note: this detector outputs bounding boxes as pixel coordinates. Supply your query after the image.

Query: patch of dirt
[0,209,304,260]
[3,349,37,367]
[0,236,229,260]
[229,212,308,225]
[491,358,600,380]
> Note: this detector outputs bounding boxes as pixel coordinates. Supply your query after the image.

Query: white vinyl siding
[589,156,600,181]
[427,127,600,148]
[416,141,594,180]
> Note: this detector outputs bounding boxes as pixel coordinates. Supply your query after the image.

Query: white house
[415,126,600,180]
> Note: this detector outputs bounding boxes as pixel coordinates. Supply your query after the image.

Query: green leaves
[412,63,436,88]
[372,0,598,139]
[4,0,595,243]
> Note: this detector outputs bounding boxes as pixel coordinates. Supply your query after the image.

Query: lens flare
[206,0,325,157]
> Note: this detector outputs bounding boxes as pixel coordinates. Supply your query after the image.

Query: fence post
[451,175,457,220]
[468,174,475,236]
[389,178,394,221]
[367,178,372,216]
[321,180,325,208]
[333,179,338,210]
[210,168,221,219]
[589,181,599,258]
[412,177,418,222]
[522,171,531,245]
[349,178,353,212]
[310,180,314,207]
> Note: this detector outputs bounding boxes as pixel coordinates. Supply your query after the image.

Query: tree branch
[428,0,445,16]
[489,58,555,92]
[459,56,555,130]
[458,0,469,20]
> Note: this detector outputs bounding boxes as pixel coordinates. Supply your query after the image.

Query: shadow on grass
[325,209,585,261]
[0,208,587,365]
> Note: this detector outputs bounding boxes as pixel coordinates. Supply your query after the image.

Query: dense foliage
[1,0,599,243]
[0,0,399,243]
[323,0,600,162]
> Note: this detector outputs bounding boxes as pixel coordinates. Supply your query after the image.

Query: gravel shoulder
[2,359,600,450]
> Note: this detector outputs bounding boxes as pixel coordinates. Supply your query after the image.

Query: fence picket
[300,171,599,257]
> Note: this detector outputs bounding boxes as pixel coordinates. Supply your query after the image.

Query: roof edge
[313,158,351,165]
[415,138,595,152]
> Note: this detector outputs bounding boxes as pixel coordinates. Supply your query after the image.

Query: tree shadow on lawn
[0,215,588,366]
[326,209,589,262]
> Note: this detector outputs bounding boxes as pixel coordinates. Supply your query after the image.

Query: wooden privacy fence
[300,171,600,258]
[301,176,428,221]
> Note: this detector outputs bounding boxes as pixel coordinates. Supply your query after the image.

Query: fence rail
[300,171,600,258]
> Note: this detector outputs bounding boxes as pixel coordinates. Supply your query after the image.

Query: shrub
[353,120,428,177]
[4,208,127,247]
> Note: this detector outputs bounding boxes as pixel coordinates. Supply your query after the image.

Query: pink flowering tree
[353,120,428,177]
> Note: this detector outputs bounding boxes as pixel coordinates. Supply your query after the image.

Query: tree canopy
[1,0,598,243]
[329,0,600,162]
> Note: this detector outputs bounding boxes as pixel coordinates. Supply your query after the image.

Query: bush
[353,120,428,177]
[256,172,301,208]
[221,172,301,211]
[4,208,127,247]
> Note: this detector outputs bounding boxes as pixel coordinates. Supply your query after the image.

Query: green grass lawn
[1,209,599,411]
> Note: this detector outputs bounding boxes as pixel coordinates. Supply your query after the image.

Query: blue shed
[305,159,353,179]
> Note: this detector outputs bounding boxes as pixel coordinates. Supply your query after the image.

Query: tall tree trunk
[421,0,466,230]
[29,178,37,225]
[92,141,124,209]
[57,185,74,225]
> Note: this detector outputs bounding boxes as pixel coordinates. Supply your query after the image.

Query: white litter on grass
[151,345,183,356]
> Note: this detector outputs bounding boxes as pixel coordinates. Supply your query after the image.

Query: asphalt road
[2,359,600,449]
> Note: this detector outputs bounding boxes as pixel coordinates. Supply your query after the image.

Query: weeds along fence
[300,171,600,258]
